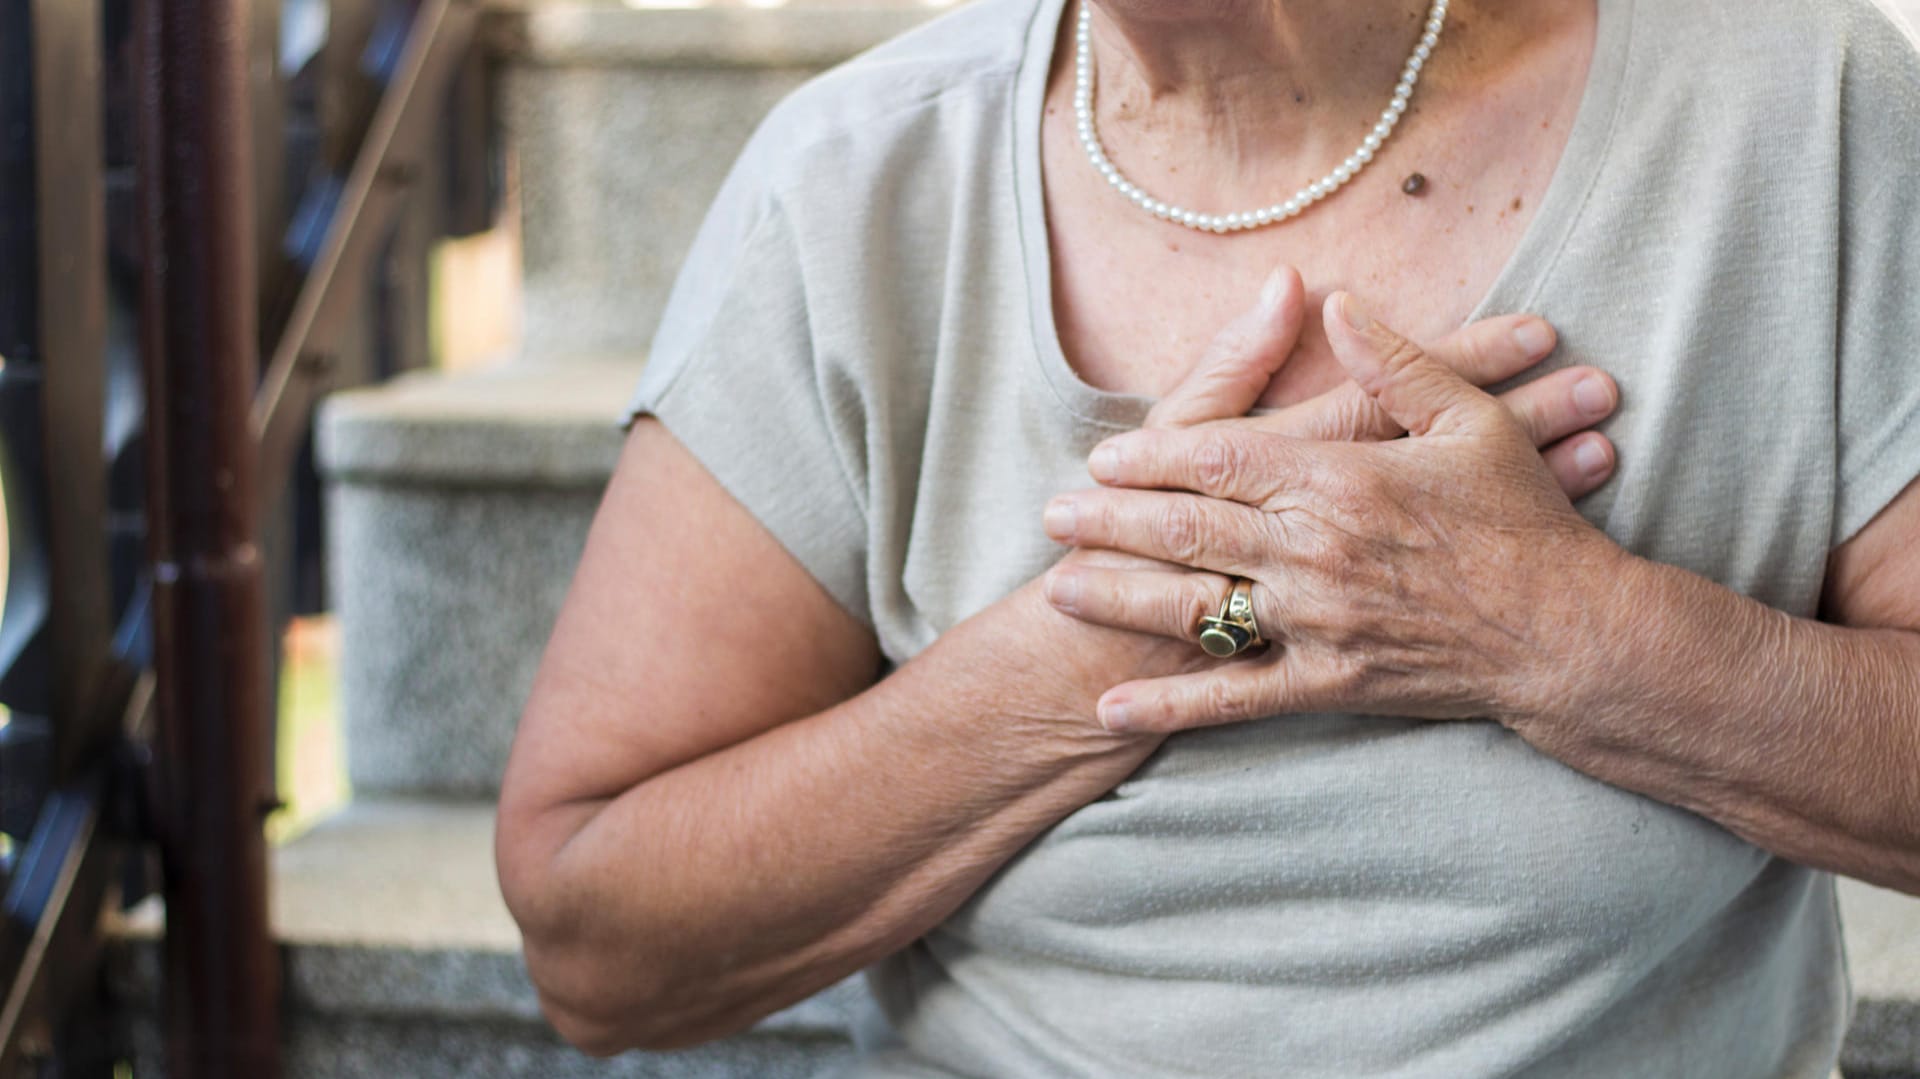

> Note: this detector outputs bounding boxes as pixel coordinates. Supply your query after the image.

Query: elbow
[496,857,662,1051]
[523,934,753,1054]
[538,991,637,1058]
[495,808,657,1053]
[495,799,774,1053]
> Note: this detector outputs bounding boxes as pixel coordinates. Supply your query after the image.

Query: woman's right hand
[1030,266,1618,701]
[1143,266,1616,491]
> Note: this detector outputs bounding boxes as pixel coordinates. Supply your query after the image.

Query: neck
[1082,0,1457,174]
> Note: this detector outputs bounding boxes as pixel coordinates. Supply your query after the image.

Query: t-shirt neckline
[1009,0,1637,430]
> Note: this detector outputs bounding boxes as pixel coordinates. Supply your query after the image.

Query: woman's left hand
[1041,291,1630,734]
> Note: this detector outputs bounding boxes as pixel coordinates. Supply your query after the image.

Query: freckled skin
[1047,1,1596,407]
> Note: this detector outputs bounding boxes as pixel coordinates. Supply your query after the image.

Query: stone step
[486,0,940,361]
[112,798,876,1078]
[111,798,1920,1077]
[316,359,640,798]
[318,2,940,799]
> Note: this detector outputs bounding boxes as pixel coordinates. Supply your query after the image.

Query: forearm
[519,585,1163,1052]
[1517,553,1920,892]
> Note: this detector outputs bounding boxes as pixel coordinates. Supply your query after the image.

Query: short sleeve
[627,140,872,623]
[1833,5,1920,546]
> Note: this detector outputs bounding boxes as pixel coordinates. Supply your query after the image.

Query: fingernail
[1045,568,1080,610]
[1513,319,1555,357]
[1089,443,1120,483]
[1573,375,1612,417]
[1100,697,1135,732]
[1258,269,1287,314]
[1043,499,1078,540]
[1339,292,1371,331]
[1575,438,1610,479]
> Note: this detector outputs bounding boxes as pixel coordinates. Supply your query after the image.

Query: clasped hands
[1042,268,1629,735]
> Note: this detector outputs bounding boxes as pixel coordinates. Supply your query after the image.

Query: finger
[1061,547,1190,573]
[1425,314,1559,388]
[1324,291,1506,438]
[1242,382,1398,442]
[1496,366,1618,448]
[1043,562,1234,645]
[1097,660,1295,733]
[1087,426,1308,505]
[1146,266,1307,429]
[1540,432,1617,500]
[1239,314,1560,444]
[1043,489,1274,577]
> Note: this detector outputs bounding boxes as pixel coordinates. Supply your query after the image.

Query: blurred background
[0,0,1916,1076]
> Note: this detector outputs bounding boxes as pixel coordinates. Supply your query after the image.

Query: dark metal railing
[137,0,285,1071]
[0,0,488,1074]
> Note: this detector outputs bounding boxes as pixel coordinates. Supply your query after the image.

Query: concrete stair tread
[1845,876,1920,1007]
[119,799,867,1029]
[317,359,642,485]
[486,0,940,69]
[274,798,517,952]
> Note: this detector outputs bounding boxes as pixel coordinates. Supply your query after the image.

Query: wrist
[925,577,1168,760]
[1502,529,1643,740]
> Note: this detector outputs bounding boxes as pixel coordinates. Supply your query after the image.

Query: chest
[1040,38,1589,408]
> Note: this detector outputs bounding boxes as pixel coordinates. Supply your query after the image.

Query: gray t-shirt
[629,0,1920,1074]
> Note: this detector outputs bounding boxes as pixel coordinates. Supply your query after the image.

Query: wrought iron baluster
[133,0,283,1073]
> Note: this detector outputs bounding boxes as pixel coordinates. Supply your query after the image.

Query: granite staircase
[278,3,914,1075]
[182,0,1920,1075]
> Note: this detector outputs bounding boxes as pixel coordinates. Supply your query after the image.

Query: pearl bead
[1072,0,1444,233]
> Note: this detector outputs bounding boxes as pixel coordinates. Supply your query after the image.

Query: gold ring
[1197,578,1264,658]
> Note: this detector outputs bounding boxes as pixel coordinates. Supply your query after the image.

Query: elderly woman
[495,0,1920,1074]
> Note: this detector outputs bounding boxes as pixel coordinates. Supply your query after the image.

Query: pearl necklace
[1073,0,1448,233]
